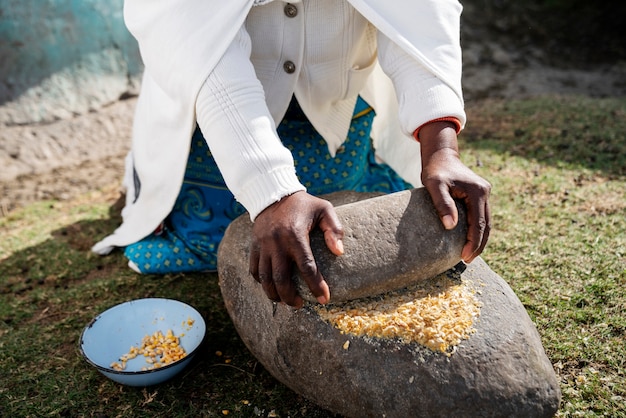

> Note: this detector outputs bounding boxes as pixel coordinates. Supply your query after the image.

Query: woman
[94,0,491,308]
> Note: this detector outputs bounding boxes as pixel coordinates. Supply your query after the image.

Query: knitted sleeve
[376,29,466,139]
[194,26,305,220]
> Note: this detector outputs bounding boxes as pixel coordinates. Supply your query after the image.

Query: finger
[272,256,303,309]
[468,198,491,261]
[293,237,330,304]
[249,241,261,283]
[461,194,490,263]
[474,200,492,256]
[426,181,459,230]
[318,206,345,256]
[258,255,281,302]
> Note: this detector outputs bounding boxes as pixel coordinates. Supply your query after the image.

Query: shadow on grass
[462,96,626,178]
[0,213,336,417]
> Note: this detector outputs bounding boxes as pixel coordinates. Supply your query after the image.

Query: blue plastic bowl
[79,298,206,386]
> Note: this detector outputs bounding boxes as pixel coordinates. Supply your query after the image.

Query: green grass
[1,95,625,417]
[463,96,626,416]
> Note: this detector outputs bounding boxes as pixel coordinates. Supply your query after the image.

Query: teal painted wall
[0,0,143,125]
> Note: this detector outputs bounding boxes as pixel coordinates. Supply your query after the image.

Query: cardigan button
[284,3,298,18]
[283,61,296,74]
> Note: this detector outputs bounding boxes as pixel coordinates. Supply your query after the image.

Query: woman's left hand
[419,122,491,263]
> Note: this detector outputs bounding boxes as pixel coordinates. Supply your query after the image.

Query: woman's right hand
[249,191,345,308]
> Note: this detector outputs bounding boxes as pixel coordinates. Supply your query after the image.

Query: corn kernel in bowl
[110,329,188,371]
[80,298,206,386]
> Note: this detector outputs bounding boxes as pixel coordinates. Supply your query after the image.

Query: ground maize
[110,329,187,371]
[315,273,482,356]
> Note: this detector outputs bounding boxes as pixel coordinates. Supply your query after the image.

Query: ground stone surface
[218,191,561,418]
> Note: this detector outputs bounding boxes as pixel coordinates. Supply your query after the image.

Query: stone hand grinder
[293,187,468,302]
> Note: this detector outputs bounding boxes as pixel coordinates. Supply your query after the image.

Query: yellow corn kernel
[315,275,482,356]
[111,328,188,370]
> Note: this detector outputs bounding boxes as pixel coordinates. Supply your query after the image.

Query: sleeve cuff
[413,117,462,142]
[235,165,306,221]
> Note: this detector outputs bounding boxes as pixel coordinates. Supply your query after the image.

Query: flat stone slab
[217,191,561,417]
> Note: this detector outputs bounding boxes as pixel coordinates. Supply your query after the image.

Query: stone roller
[294,187,467,302]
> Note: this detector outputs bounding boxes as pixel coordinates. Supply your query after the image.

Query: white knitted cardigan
[92,0,464,254]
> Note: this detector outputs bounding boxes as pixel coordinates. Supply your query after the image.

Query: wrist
[238,167,306,221]
[418,121,460,165]
[413,117,461,142]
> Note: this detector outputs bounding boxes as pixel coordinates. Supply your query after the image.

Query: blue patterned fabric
[279,97,411,196]
[125,97,411,274]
